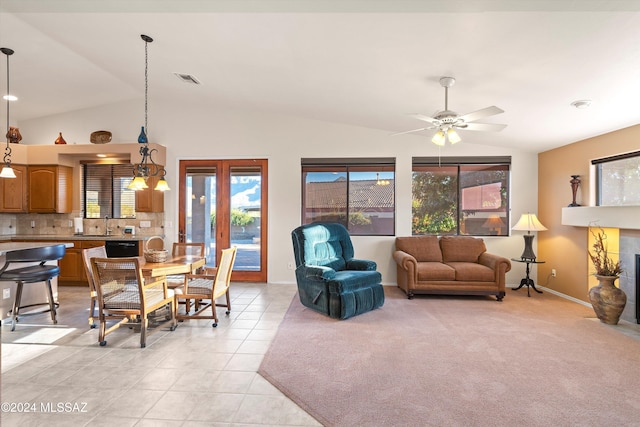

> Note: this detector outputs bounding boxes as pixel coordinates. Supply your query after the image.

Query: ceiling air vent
[173,73,201,85]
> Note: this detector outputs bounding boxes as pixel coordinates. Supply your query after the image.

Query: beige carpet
[259,286,640,427]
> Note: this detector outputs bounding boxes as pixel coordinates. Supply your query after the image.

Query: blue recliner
[291,222,385,319]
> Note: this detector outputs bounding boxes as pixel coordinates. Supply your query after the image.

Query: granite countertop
[0,241,75,256]
[0,234,160,242]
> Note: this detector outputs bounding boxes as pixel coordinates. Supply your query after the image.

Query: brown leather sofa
[393,235,511,300]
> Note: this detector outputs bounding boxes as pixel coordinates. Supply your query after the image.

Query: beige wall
[538,124,640,301]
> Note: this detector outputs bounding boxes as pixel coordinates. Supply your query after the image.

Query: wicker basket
[144,236,169,263]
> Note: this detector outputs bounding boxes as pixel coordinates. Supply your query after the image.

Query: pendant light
[127,34,170,192]
[0,47,16,179]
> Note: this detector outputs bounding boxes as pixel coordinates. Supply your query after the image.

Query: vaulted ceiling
[1,0,639,152]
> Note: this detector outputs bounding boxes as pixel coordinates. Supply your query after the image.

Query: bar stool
[0,244,67,331]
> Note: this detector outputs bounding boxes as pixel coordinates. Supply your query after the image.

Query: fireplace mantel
[561,206,640,229]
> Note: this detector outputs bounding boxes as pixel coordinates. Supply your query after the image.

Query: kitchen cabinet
[28,165,73,213]
[0,164,27,212]
[58,242,82,282]
[135,171,165,212]
[59,240,105,284]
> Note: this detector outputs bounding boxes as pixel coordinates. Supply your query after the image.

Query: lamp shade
[512,213,547,233]
[447,128,461,144]
[431,130,446,146]
[0,166,16,179]
[154,178,170,192]
[127,176,149,191]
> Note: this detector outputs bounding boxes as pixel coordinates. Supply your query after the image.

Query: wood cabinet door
[135,172,164,212]
[59,247,83,282]
[27,165,73,213]
[28,166,56,212]
[0,164,27,212]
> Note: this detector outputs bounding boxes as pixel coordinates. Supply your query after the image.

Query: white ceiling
[1,0,640,153]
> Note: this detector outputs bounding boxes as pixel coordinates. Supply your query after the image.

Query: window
[82,164,136,218]
[301,158,395,236]
[593,151,640,206]
[412,157,510,236]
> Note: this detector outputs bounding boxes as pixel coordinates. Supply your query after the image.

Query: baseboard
[507,284,592,308]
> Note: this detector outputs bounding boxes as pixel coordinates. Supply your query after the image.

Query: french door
[178,159,268,282]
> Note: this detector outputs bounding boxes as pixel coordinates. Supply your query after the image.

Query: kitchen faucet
[104,215,113,236]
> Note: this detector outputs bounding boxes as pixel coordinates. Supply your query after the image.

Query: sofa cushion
[440,236,486,263]
[396,236,443,263]
[447,262,495,282]
[417,262,456,281]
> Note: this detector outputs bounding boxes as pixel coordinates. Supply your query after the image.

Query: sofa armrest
[346,259,377,271]
[478,252,512,273]
[393,250,417,272]
[301,265,336,281]
[479,253,512,292]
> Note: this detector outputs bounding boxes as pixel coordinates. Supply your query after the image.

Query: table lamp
[512,213,547,261]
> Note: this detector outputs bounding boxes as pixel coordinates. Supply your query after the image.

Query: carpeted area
[259,286,640,427]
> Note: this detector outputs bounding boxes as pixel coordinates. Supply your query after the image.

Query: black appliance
[105,240,140,258]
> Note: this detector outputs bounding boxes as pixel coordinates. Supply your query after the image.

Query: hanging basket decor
[144,236,168,263]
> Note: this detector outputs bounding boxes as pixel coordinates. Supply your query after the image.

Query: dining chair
[167,242,206,288]
[175,246,236,327]
[81,245,107,329]
[90,256,177,348]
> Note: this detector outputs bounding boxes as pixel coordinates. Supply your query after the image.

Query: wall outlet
[139,221,151,228]
[551,269,557,277]
[3,288,10,299]
[287,262,294,270]
[30,220,35,228]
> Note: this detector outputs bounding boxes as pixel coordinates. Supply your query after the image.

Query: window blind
[83,164,136,218]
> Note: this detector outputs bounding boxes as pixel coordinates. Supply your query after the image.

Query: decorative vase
[588,275,626,325]
[138,126,148,144]
[6,126,21,143]
[569,175,581,207]
[54,132,67,145]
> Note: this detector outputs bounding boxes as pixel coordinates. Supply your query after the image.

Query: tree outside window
[412,159,510,236]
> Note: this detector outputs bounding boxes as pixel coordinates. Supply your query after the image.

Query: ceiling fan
[394,77,507,146]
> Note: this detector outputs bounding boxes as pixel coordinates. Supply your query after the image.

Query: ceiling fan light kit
[396,76,507,146]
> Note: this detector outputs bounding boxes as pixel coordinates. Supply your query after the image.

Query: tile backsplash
[0,212,165,237]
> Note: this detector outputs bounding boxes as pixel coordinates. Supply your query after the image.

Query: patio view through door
[178,159,268,282]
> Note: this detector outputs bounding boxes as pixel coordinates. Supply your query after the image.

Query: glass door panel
[184,167,217,267]
[230,167,262,272]
[179,159,268,282]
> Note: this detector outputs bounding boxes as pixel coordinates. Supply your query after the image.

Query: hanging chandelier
[128,34,170,192]
[0,47,16,179]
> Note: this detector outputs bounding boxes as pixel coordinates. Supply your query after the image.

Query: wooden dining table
[138,255,206,280]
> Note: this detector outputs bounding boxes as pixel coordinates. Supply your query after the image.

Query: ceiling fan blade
[409,114,440,125]
[458,122,507,132]
[458,106,504,123]
[390,127,430,136]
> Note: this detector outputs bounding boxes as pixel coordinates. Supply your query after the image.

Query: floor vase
[589,275,626,325]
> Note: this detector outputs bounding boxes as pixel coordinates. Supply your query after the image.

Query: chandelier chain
[144,37,149,137]
[3,48,13,165]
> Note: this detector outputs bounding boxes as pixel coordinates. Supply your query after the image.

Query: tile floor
[1,283,322,426]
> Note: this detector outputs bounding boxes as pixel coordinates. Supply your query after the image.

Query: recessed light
[3,95,17,101]
[571,100,592,109]
[97,154,107,158]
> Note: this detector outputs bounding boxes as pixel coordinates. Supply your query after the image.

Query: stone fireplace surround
[619,229,640,323]
[562,207,640,324]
